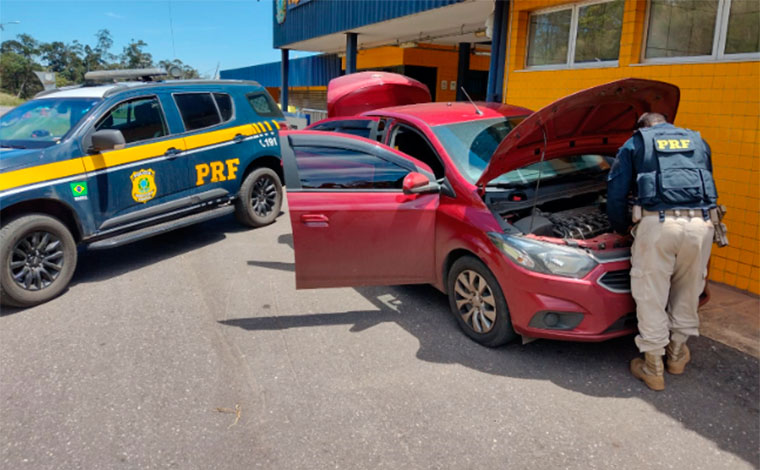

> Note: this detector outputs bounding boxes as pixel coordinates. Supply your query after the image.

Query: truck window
[96,96,167,144]
[247,93,284,118]
[174,93,222,131]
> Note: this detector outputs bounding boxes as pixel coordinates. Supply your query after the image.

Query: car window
[247,93,284,118]
[174,93,222,131]
[292,145,410,190]
[432,116,525,183]
[95,96,167,144]
[213,93,234,122]
[390,124,444,178]
[310,119,377,140]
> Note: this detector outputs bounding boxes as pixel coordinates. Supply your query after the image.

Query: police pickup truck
[0,69,284,307]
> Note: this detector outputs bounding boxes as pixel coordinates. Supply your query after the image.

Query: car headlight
[488,232,598,279]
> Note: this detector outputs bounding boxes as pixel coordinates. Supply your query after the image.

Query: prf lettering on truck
[195,159,240,186]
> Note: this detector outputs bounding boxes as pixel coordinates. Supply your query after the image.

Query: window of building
[96,96,167,144]
[292,146,410,190]
[645,0,760,61]
[526,0,624,68]
[174,93,222,131]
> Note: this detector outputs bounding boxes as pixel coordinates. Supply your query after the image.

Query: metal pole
[345,32,358,74]
[281,48,289,110]
[456,42,471,101]
[493,0,509,103]
[486,0,508,102]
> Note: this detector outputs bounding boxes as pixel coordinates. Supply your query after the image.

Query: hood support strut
[528,122,548,234]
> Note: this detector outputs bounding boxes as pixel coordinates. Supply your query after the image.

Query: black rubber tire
[0,214,78,308]
[447,256,516,347]
[234,167,283,227]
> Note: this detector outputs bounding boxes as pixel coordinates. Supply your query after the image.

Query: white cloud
[105,12,125,19]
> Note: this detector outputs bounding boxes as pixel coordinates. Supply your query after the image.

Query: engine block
[546,206,611,239]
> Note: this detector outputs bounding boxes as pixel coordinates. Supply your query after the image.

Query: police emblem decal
[130,169,157,203]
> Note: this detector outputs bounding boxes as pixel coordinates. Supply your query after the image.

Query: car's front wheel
[0,214,78,307]
[447,256,516,347]
[235,167,283,227]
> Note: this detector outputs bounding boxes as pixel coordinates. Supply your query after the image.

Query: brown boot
[666,341,690,375]
[630,352,665,391]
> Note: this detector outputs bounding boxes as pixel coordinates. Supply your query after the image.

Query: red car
[280,73,687,347]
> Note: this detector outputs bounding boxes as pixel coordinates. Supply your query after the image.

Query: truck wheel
[447,256,516,347]
[235,167,282,227]
[0,214,77,307]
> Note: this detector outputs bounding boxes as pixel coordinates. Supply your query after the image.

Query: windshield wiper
[0,143,26,149]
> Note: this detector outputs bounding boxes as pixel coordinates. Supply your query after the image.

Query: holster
[709,205,729,247]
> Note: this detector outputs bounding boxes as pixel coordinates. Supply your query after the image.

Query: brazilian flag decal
[70,182,88,199]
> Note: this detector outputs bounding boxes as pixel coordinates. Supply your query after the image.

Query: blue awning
[220,54,341,88]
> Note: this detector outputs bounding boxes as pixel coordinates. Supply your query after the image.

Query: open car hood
[327,71,431,118]
[476,78,680,187]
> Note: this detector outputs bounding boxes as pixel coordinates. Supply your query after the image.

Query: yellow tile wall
[504,0,760,294]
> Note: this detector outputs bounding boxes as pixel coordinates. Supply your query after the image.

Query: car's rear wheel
[235,167,283,227]
[447,256,516,347]
[0,214,78,307]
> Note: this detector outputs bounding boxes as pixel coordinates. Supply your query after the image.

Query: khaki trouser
[630,215,714,355]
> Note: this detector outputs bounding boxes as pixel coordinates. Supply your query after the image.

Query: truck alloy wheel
[235,167,283,227]
[0,214,77,307]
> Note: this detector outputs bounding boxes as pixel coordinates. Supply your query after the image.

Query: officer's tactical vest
[635,126,718,207]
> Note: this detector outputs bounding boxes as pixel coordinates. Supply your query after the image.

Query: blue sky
[0,0,309,76]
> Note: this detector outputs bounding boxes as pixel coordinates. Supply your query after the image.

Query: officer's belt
[642,209,704,218]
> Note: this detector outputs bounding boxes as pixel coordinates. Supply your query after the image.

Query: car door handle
[301,214,329,226]
[233,133,245,143]
[164,147,181,158]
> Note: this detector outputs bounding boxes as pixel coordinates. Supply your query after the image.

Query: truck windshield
[0,97,100,148]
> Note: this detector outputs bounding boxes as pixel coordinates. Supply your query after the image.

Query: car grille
[598,269,631,293]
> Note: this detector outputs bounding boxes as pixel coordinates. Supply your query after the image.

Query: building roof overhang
[276,0,494,52]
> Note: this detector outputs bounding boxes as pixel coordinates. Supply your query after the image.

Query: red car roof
[364,101,532,127]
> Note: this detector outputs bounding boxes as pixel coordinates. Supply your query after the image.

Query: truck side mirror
[89,129,126,153]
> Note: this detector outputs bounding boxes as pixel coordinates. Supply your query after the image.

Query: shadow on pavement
[236,233,760,467]
[71,214,247,286]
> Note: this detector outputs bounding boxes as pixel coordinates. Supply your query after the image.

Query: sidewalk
[699,281,760,358]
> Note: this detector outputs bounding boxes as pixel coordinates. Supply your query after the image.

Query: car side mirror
[403,172,440,195]
[89,129,126,153]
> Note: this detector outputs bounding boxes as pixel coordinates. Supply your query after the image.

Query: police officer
[607,112,717,391]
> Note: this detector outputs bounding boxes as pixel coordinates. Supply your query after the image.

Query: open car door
[281,131,439,289]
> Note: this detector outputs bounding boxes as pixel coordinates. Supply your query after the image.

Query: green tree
[120,39,153,68]
[158,59,201,79]
[40,40,85,83]
[0,34,43,98]
[94,29,115,65]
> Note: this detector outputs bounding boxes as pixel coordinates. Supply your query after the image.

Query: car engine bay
[488,184,632,250]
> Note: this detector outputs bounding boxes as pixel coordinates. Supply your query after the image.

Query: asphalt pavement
[1,201,758,469]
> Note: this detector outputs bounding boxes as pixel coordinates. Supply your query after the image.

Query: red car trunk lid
[476,78,680,187]
[327,71,431,118]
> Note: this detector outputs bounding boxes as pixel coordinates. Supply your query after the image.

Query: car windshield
[432,117,525,183]
[0,97,100,148]
[433,117,609,186]
[493,154,610,187]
